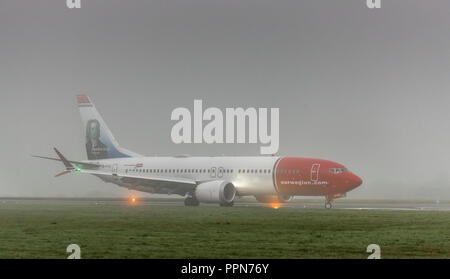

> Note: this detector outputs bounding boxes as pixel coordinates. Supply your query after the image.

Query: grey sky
[1,0,449,199]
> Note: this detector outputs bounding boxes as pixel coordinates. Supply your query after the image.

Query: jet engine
[195,181,236,205]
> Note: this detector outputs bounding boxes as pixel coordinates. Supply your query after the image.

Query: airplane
[34,95,362,209]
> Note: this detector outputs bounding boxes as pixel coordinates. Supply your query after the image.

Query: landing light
[270,203,281,209]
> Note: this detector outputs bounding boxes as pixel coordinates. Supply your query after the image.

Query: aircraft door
[311,163,320,182]
[210,167,217,178]
[112,164,118,175]
[218,167,224,178]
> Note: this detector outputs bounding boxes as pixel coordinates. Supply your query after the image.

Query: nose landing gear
[325,193,345,209]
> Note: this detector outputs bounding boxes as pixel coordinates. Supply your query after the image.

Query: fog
[1,0,449,200]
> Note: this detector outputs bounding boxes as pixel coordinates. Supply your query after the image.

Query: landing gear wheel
[184,196,199,206]
[325,201,333,209]
[220,201,234,207]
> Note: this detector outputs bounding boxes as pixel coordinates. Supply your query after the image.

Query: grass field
[0,200,449,258]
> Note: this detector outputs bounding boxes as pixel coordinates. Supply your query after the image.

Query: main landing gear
[184,196,199,206]
[325,200,333,209]
[220,201,234,207]
[184,196,235,207]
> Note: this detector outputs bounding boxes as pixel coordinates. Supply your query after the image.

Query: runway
[1,198,449,211]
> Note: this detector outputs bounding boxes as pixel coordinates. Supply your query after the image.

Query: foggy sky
[1,0,450,199]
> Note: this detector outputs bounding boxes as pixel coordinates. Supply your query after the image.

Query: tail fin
[77,95,141,160]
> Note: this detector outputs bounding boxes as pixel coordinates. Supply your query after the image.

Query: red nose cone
[348,173,363,189]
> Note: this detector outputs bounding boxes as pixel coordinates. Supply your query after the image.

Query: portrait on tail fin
[85,119,108,160]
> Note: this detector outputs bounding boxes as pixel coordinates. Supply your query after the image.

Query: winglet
[54,148,74,170]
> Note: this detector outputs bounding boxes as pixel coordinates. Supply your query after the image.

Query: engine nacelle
[254,195,293,204]
[195,181,236,204]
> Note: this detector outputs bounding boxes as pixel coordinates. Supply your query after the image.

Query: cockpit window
[329,168,348,174]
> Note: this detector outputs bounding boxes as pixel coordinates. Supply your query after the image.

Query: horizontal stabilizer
[55,170,72,177]
[32,155,100,169]
[32,147,101,175]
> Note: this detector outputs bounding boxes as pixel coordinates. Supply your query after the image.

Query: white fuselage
[90,156,281,196]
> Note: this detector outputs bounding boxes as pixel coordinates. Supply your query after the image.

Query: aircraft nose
[348,173,363,189]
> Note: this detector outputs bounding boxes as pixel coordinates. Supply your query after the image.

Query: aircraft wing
[84,170,197,196]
